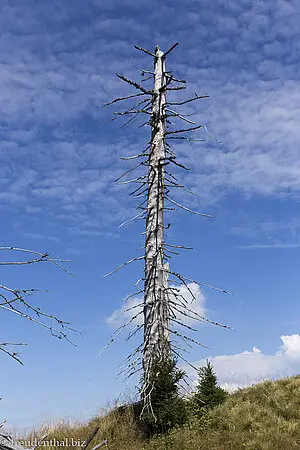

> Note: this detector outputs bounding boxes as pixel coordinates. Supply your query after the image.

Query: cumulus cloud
[190,334,300,392]
[106,282,206,328]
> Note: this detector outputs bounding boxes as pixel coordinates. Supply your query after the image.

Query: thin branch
[102,93,145,108]
[166,109,196,125]
[0,342,26,365]
[115,161,145,182]
[117,177,147,185]
[172,348,202,372]
[163,42,180,57]
[121,112,141,128]
[141,69,154,75]
[114,109,151,116]
[0,304,76,345]
[99,309,144,355]
[170,329,208,349]
[165,86,186,91]
[0,246,74,275]
[119,211,146,228]
[116,74,152,95]
[170,317,197,332]
[166,196,213,218]
[120,153,148,160]
[168,94,209,106]
[182,275,232,295]
[167,136,206,142]
[81,428,99,450]
[166,124,202,135]
[134,45,155,57]
[102,256,144,278]
[166,75,186,84]
[164,243,193,250]
[165,156,190,170]
[90,440,108,450]
[170,300,231,329]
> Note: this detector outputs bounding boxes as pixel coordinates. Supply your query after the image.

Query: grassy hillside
[24,375,300,450]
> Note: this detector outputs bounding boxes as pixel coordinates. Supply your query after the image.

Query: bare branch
[165,86,186,91]
[120,153,148,160]
[115,161,145,182]
[81,427,99,450]
[166,75,186,84]
[0,303,76,345]
[0,246,74,276]
[181,275,232,295]
[170,317,197,332]
[164,243,193,250]
[168,94,209,106]
[116,74,152,95]
[134,45,155,57]
[114,109,151,116]
[90,440,108,450]
[172,348,202,372]
[166,108,196,125]
[165,156,190,170]
[141,69,154,76]
[117,177,147,185]
[166,195,213,218]
[167,136,206,142]
[0,342,26,365]
[170,329,209,349]
[119,211,146,228]
[102,92,145,108]
[163,42,180,57]
[170,295,231,328]
[102,256,144,278]
[166,124,202,135]
[204,124,223,144]
[121,112,140,128]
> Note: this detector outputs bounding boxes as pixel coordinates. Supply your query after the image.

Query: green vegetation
[194,359,227,413]
[140,356,188,435]
[24,375,300,450]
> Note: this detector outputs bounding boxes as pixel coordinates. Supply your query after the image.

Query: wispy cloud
[1,0,300,238]
[237,243,300,250]
[22,232,61,243]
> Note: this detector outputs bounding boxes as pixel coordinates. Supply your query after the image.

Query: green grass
[23,375,300,450]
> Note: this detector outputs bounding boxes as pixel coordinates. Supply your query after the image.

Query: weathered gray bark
[143,46,170,387]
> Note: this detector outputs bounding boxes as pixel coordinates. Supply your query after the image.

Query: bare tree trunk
[104,42,230,415]
[143,46,170,391]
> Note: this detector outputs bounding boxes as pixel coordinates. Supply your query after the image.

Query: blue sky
[1,0,300,432]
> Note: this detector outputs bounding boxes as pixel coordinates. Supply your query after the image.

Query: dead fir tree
[102,43,230,415]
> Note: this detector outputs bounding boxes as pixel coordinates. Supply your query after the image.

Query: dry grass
[22,375,300,450]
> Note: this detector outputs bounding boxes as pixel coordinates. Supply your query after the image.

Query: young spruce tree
[141,356,187,435]
[194,360,227,411]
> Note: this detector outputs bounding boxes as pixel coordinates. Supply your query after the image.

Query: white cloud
[106,282,206,328]
[280,334,300,360]
[190,334,300,392]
